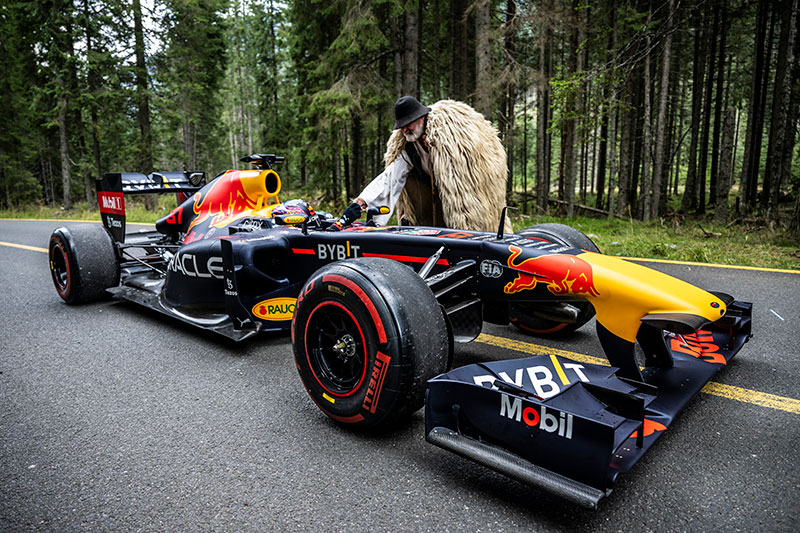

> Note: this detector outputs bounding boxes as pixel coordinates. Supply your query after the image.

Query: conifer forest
[1,0,799,231]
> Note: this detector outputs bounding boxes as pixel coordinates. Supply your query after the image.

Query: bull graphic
[504,245,600,298]
[187,172,258,237]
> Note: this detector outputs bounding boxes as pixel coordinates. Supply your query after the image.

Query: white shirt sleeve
[357,155,411,225]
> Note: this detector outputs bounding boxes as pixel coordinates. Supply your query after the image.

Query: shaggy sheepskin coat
[384,100,510,233]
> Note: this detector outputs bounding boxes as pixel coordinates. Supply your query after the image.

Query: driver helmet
[272,199,316,217]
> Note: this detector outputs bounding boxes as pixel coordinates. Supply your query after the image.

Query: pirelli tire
[292,257,449,428]
[509,223,600,337]
[48,223,120,305]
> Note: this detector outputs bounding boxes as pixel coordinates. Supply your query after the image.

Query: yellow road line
[476,333,800,415]
[0,240,48,253]
[616,256,800,275]
[477,333,609,366]
[0,218,152,226]
[0,217,102,223]
[701,382,800,415]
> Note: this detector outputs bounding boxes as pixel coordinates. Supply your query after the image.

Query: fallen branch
[697,224,721,237]
[516,192,624,219]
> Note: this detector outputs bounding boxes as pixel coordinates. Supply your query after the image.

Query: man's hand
[326,202,363,231]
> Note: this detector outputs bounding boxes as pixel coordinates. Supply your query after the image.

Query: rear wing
[96,171,206,242]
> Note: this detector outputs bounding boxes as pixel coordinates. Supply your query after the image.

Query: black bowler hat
[393,96,431,129]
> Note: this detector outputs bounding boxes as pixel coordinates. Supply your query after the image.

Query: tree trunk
[564,0,580,218]
[403,2,419,97]
[133,0,154,208]
[596,2,615,211]
[536,0,553,214]
[502,0,517,203]
[82,0,99,208]
[58,94,73,210]
[740,0,772,211]
[616,77,633,218]
[351,114,362,199]
[709,0,728,206]
[673,74,685,197]
[449,0,468,100]
[523,91,529,214]
[782,6,800,223]
[607,2,618,220]
[681,4,706,213]
[714,106,736,225]
[607,104,618,220]
[641,28,653,221]
[332,144,340,203]
[474,0,492,117]
[228,93,236,168]
[269,0,278,111]
[433,0,442,100]
[696,0,719,215]
[765,0,798,220]
[791,194,800,236]
[390,14,403,95]
[651,0,674,220]
[579,12,589,205]
[754,5,777,208]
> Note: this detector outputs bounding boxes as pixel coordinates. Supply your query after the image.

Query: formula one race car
[48,154,752,508]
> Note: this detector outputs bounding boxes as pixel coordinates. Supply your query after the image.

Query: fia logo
[480,260,503,278]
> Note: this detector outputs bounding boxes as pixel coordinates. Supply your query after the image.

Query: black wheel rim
[51,241,70,294]
[306,302,367,397]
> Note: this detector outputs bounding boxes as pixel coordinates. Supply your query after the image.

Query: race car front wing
[425,301,752,508]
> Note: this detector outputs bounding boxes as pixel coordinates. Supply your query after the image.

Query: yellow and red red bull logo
[179,170,282,243]
[252,297,296,321]
[504,245,600,298]
[188,171,259,234]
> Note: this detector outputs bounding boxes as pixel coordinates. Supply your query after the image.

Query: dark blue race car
[48,154,752,508]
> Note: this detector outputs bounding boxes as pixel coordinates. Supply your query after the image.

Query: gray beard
[403,125,424,143]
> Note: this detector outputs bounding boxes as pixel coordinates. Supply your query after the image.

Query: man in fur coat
[329,96,511,233]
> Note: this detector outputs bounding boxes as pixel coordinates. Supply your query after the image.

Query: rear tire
[509,223,600,337]
[292,258,449,428]
[48,224,119,304]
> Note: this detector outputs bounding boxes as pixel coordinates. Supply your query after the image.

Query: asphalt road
[1,219,798,532]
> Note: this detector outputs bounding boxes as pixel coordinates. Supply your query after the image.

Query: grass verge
[3,199,798,271]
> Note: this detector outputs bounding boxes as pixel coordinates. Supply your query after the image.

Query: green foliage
[285,0,394,198]
[0,164,43,207]
[509,213,799,271]
[0,0,796,234]
[154,0,229,174]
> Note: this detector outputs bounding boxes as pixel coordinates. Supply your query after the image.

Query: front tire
[509,223,600,337]
[292,258,449,428]
[49,224,119,304]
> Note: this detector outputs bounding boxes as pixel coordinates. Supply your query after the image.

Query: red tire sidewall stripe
[51,236,72,298]
[322,273,387,343]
